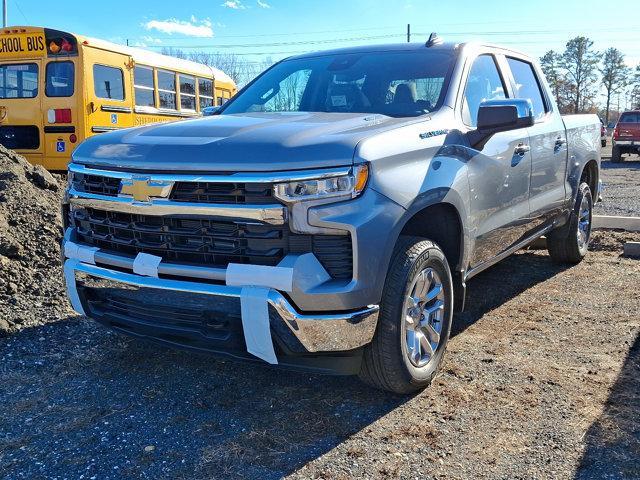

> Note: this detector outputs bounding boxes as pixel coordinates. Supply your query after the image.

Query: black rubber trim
[44,125,75,134]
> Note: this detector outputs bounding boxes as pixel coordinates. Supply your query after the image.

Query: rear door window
[46,61,74,97]
[0,63,38,98]
[506,57,548,120]
[93,64,125,100]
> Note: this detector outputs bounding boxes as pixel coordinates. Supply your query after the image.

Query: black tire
[359,236,454,394]
[611,146,622,163]
[547,182,593,264]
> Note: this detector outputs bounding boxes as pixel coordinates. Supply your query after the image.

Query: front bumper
[64,259,379,365]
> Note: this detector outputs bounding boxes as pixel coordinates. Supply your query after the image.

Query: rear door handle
[514,143,530,156]
[555,137,567,150]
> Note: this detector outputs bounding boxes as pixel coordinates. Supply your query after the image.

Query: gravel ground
[1,231,638,480]
[596,139,640,217]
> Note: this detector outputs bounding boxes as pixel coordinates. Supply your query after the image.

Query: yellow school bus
[0,26,236,170]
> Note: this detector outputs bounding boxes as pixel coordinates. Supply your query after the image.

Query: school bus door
[84,49,133,137]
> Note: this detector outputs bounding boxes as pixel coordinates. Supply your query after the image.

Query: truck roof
[286,41,532,61]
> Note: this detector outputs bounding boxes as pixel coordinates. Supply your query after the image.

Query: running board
[465,224,555,281]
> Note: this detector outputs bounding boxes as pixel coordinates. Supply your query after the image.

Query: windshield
[0,63,38,99]
[223,50,455,117]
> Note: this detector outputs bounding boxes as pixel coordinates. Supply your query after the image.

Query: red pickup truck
[612,111,640,162]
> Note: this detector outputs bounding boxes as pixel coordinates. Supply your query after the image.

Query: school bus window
[179,74,196,110]
[0,63,38,98]
[93,64,124,100]
[198,78,213,109]
[157,69,176,110]
[45,61,74,97]
[134,65,155,107]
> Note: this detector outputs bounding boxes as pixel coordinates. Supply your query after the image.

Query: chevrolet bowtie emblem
[119,177,174,202]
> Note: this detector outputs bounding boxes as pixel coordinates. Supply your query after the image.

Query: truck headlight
[273,164,369,203]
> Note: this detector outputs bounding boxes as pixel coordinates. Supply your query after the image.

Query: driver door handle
[555,137,567,150]
[514,143,530,156]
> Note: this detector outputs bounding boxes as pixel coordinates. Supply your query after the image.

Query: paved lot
[1,231,639,480]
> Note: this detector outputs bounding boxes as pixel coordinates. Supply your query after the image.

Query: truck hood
[72,112,409,172]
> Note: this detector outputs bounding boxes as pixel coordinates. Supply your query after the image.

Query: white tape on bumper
[225,254,331,365]
[64,241,99,265]
[226,263,293,292]
[63,259,85,315]
[240,286,278,364]
[132,253,162,278]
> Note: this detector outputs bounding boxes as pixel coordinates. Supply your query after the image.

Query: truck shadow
[574,333,640,479]
[601,158,640,170]
[452,250,569,337]
[0,251,570,479]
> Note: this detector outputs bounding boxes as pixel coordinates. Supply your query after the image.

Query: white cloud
[257,0,271,8]
[142,36,162,44]
[221,1,246,9]
[143,17,214,37]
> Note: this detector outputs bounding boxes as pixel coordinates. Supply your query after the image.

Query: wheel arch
[580,159,599,197]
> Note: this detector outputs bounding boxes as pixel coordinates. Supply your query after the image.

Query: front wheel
[359,236,453,394]
[547,182,593,264]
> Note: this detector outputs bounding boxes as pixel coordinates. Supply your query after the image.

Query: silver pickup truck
[62,38,601,393]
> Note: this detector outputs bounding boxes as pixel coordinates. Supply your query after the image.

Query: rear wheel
[611,146,622,163]
[547,182,592,264]
[359,236,453,394]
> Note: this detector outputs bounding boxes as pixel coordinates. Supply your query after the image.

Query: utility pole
[3,0,7,28]
[407,24,410,43]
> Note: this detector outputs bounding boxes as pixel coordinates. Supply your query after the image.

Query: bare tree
[560,37,599,113]
[159,49,274,88]
[600,48,630,123]
[160,47,188,60]
[630,65,640,111]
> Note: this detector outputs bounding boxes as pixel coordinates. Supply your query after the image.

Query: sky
[5,0,640,101]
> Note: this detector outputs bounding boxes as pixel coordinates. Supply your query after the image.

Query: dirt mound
[590,229,640,252]
[0,145,69,335]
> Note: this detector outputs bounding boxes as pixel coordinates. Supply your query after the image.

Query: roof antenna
[426,32,443,47]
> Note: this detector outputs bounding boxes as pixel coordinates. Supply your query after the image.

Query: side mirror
[468,99,534,150]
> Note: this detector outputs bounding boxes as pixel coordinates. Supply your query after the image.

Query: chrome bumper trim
[68,162,352,183]
[68,188,287,225]
[94,250,227,281]
[67,260,379,353]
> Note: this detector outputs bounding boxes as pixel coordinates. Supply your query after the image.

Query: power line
[11,0,27,23]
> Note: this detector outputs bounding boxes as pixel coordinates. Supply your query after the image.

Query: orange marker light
[49,41,60,54]
[354,164,369,194]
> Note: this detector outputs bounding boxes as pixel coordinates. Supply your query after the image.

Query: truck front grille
[70,207,353,279]
[70,172,274,204]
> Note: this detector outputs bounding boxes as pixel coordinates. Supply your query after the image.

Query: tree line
[540,36,640,122]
